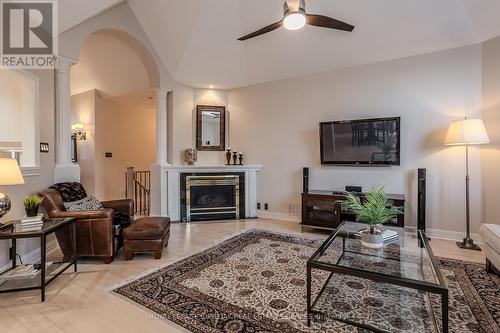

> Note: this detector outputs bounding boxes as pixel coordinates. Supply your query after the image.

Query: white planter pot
[360,230,384,249]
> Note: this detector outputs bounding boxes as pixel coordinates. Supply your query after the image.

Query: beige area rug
[113,229,500,333]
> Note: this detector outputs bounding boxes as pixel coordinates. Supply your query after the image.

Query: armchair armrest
[51,208,114,220]
[101,199,134,217]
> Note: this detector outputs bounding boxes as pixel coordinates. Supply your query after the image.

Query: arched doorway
[70,29,161,212]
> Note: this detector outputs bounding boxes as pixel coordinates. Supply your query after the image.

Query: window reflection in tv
[320,117,400,165]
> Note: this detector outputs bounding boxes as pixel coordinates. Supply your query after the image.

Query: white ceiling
[69,0,500,89]
[58,0,123,33]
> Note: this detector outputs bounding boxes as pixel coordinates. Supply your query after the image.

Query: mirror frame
[196,105,226,151]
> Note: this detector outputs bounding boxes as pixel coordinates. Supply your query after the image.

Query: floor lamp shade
[445,119,490,146]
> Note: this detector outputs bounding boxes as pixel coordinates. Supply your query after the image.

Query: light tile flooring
[0,219,486,333]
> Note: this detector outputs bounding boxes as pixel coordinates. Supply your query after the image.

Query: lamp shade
[72,123,84,131]
[444,119,490,146]
[0,158,25,185]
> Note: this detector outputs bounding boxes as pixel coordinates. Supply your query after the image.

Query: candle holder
[238,152,244,165]
[232,151,238,165]
[225,148,232,166]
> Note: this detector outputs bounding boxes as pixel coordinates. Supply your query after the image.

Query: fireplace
[180,173,245,222]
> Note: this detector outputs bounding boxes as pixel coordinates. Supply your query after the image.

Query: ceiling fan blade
[238,21,283,41]
[306,14,354,32]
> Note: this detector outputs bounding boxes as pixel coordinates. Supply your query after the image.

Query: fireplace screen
[185,175,240,222]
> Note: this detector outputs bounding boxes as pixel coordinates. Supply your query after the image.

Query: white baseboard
[0,239,58,274]
[405,226,483,244]
[258,211,483,244]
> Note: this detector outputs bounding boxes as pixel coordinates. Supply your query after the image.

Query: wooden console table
[301,190,405,231]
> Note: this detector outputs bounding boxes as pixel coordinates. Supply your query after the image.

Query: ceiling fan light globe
[283,12,306,30]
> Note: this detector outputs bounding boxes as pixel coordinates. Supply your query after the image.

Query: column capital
[56,56,77,74]
[155,86,172,98]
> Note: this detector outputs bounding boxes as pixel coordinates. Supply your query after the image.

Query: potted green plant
[23,195,43,217]
[341,187,404,248]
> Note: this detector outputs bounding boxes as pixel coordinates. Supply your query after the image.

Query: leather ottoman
[123,217,170,260]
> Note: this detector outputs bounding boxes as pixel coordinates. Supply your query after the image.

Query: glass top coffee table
[306,221,448,333]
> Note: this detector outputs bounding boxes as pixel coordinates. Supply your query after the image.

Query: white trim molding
[21,166,43,177]
[151,164,263,221]
[405,226,483,244]
[1,70,41,173]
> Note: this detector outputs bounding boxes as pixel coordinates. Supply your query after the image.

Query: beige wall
[71,33,151,97]
[0,69,55,267]
[171,85,229,166]
[228,45,484,235]
[481,36,500,224]
[0,71,25,142]
[95,95,156,200]
[170,83,194,166]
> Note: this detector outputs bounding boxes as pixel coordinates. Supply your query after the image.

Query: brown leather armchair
[39,188,134,264]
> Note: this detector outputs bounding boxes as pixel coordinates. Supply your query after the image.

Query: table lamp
[445,118,489,251]
[0,158,25,219]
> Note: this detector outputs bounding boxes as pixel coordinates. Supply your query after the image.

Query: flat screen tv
[320,117,400,165]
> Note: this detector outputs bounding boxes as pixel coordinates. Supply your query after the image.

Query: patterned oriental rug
[113,230,500,333]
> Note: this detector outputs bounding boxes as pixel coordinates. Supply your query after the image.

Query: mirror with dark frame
[196,105,226,151]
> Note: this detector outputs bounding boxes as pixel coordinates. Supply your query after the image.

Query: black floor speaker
[417,168,427,232]
[303,167,309,193]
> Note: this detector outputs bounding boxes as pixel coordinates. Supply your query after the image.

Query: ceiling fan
[238,0,354,41]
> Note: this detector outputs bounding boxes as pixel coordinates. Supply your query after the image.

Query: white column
[151,86,171,216]
[54,56,80,183]
[155,86,168,165]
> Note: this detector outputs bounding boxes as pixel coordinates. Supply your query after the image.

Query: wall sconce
[71,123,87,140]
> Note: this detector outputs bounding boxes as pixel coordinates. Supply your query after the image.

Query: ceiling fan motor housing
[283,0,306,15]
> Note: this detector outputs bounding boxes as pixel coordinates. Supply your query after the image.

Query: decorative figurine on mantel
[225,148,244,165]
[184,148,198,166]
[232,151,238,165]
[226,148,232,166]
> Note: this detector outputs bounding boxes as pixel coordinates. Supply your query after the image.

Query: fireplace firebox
[180,173,245,222]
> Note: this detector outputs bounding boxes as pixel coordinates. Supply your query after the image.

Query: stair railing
[125,167,151,216]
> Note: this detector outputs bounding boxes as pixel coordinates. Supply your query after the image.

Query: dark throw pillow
[50,182,88,202]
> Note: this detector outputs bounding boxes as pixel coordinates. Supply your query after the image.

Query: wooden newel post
[126,167,135,200]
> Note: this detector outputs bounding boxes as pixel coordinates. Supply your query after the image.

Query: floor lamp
[445,118,489,251]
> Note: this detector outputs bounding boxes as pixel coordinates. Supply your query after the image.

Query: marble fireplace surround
[151,165,263,222]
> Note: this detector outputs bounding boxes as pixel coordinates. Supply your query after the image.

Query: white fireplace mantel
[151,164,263,221]
[162,165,263,172]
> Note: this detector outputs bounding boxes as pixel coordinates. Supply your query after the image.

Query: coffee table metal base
[306,222,448,333]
